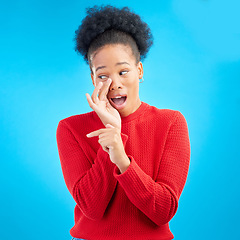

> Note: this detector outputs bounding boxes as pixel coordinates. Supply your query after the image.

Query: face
[90,44,143,117]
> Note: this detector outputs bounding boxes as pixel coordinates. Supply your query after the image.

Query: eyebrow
[95,62,130,72]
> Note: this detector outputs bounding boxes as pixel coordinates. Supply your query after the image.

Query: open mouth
[111,96,127,105]
[110,96,127,109]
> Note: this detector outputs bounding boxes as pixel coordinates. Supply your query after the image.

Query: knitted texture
[56,102,190,240]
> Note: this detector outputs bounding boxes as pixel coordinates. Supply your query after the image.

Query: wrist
[117,155,130,174]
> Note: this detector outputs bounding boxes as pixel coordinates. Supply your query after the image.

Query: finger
[87,126,115,138]
[86,128,106,138]
[91,81,103,103]
[102,146,110,153]
[98,138,113,152]
[98,78,112,101]
[86,93,101,113]
[86,93,95,110]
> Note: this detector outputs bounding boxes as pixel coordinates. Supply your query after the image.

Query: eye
[98,75,108,80]
[120,70,128,76]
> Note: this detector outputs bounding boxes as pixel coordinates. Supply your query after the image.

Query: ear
[91,73,96,87]
[137,61,144,79]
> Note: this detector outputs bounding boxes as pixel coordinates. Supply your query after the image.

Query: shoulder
[57,111,103,135]
[144,102,186,125]
[142,103,189,138]
[58,111,95,126]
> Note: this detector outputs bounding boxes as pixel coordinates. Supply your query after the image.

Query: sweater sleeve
[113,111,190,226]
[56,120,128,221]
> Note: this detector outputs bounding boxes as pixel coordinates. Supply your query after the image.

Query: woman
[56,5,190,240]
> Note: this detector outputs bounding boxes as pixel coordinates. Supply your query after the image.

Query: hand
[87,124,130,173]
[86,78,121,131]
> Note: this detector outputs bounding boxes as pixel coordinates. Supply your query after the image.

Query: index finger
[98,78,112,100]
[86,129,104,138]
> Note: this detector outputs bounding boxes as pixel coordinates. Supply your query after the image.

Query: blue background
[1,0,239,239]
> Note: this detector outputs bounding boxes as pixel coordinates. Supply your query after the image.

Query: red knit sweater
[56,102,190,240]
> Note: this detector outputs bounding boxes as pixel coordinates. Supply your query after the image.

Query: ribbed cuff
[113,155,136,179]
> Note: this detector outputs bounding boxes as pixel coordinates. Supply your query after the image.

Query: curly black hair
[74,5,153,65]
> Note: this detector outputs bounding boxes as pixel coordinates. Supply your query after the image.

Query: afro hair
[74,5,153,64]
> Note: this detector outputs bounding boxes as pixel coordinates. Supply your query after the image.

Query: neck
[119,98,141,117]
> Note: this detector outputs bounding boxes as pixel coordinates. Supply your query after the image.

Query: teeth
[115,96,122,98]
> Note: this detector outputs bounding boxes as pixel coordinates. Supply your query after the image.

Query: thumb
[106,123,114,128]
[106,100,114,109]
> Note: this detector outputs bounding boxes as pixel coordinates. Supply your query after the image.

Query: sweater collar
[121,101,149,123]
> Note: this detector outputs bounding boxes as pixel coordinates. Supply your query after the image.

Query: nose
[109,77,123,91]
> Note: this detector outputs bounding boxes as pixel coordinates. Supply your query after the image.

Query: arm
[113,111,191,226]
[56,120,128,220]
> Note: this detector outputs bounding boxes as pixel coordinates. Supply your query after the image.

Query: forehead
[91,44,135,68]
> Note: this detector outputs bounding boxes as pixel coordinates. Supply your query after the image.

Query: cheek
[93,77,105,87]
[126,77,139,95]
[125,71,139,85]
